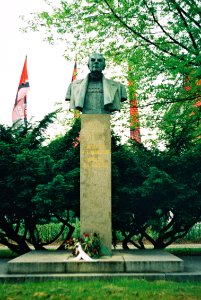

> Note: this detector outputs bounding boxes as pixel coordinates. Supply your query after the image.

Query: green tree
[34,118,81,249]
[0,114,80,254]
[24,0,201,130]
[112,140,201,249]
[1,114,200,252]
[158,98,201,153]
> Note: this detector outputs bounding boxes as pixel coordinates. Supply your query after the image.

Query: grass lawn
[0,249,18,258]
[0,246,201,299]
[0,279,201,300]
[166,247,201,256]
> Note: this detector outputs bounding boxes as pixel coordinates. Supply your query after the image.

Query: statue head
[88,53,106,73]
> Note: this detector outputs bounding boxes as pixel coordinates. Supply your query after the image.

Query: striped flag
[72,57,80,119]
[128,75,141,143]
[72,58,77,82]
[12,56,30,126]
[130,97,141,143]
[183,74,201,114]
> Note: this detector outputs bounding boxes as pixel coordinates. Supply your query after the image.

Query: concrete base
[7,250,184,274]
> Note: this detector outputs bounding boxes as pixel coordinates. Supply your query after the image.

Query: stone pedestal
[80,114,112,253]
[7,250,184,275]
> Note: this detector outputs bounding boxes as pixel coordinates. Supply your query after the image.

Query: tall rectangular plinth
[80,114,112,253]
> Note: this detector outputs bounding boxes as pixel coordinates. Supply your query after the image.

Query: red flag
[71,57,80,119]
[183,73,201,115]
[12,56,30,125]
[72,59,77,82]
[130,98,141,143]
[128,78,141,143]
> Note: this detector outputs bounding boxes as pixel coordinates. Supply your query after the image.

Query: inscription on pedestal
[81,144,110,169]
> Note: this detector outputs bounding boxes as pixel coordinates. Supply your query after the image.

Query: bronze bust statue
[65,53,127,114]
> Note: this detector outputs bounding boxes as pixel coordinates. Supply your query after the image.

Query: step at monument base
[7,250,184,274]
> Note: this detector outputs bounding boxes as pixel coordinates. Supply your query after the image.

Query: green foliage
[1,279,201,299]
[0,110,200,252]
[35,223,69,242]
[23,0,201,146]
[112,138,201,249]
[167,247,201,256]
[183,223,201,242]
[0,115,80,254]
[0,249,18,258]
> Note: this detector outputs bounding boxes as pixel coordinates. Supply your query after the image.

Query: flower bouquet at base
[66,232,102,259]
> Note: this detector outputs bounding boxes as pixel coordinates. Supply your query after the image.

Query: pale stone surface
[7,250,184,274]
[80,114,112,253]
[123,250,184,273]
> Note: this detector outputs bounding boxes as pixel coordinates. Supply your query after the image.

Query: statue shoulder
[104,77,117,84]
[104,77,123,87]
[103,76,127,101]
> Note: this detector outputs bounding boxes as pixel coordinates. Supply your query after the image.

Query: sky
[0,0,74,126]
[0,0,142,142]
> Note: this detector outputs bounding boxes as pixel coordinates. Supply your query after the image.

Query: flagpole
[24,55,28,129]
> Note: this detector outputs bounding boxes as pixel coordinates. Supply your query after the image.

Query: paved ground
[0,259,8,274]
[181,256,201,272]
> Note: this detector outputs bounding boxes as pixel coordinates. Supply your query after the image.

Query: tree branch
[143,0,196,55]
[54,213,75,250]
[168,0,199,51]
[39,222,66,247]
[137,95,198,109]
[168,0,201,29]
[103,0,187,62]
